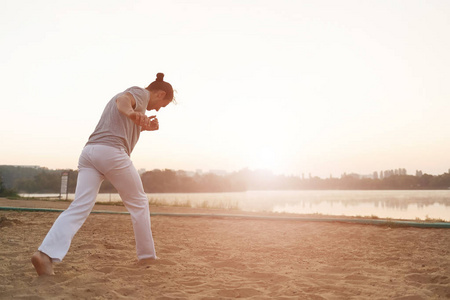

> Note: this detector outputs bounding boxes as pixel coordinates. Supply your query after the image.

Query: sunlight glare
[251,146,279,171]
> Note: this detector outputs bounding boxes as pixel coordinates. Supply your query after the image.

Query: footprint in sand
[94,266,117,274]
[0,216,22,227]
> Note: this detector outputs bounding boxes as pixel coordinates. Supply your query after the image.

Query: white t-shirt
[86,86,150,155]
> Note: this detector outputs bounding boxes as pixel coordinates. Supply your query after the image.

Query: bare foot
[31,251,54,276]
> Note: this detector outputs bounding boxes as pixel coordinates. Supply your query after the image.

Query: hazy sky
[1,0,449,177]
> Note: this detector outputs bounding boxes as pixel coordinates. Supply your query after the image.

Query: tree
[0,173,18,197]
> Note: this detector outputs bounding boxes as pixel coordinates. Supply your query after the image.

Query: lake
[19,190,450,221]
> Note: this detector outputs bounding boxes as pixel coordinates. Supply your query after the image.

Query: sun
[251,146,279,172]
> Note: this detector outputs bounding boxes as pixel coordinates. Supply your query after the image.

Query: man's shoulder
[125,86,144,91]
[123,87,149,111]
[124,86,148,97]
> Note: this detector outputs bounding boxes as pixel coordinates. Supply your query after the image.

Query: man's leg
[106,161,156,260]
[32,148,104,275]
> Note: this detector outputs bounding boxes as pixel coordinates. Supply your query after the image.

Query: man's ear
[158,90,167,100]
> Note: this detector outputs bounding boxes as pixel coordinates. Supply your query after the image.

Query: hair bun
[156,73,164,82]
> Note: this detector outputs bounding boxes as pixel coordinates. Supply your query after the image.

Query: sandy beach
[0,198,449,299]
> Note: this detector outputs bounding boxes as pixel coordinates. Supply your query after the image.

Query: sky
[1,0,450,178]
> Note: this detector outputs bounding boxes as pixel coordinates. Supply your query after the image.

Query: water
[19,190,450,221]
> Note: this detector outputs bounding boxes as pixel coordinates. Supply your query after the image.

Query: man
[32,73,174,275]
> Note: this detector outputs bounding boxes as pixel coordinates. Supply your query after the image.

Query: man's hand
[133,114,159,131]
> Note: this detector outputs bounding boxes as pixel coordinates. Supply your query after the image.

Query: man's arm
[116,92,137,118]
[116,93,158,131]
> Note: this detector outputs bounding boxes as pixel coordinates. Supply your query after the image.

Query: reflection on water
[20,190,450,221]
[247,190,450,221]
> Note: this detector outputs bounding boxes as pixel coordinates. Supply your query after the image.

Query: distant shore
[3,165,450,194]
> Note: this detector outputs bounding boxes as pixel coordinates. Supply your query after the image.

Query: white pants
[38,144,156,262]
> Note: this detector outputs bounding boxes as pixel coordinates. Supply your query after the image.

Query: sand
[0,198,449,299]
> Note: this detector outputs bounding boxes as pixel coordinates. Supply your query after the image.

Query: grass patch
[196,199,239,210]
[424,215,447,223]
[148,197,193,208]
[147,197,240,210]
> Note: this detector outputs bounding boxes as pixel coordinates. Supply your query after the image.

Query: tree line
[1,165,450,196]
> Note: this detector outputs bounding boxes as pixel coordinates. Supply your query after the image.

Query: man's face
[154,99,171,112]
[149,98,171,112]
[147,90,171,111]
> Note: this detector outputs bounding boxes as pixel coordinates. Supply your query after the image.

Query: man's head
[146,73,175,111]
